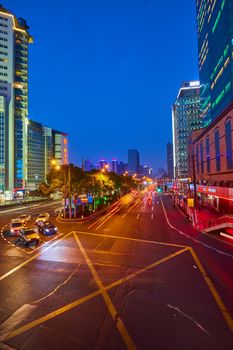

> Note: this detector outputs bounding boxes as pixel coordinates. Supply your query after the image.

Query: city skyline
[5,0,199,171]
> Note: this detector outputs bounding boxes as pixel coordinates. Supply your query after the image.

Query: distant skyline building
[111,158,119,174]
[83,158,93,172]
[166,142,174,179]
[0,5,33,190]
[196,0,233,126]
[27,121,68,190]
[128,149,139,175]
[118,161,127,175]
[172,81,201,178]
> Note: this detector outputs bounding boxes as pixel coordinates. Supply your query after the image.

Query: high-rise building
[83,159,93,172]
[27,120,45,190]
[52,130,68,165]
[99,159,107,170]
[118,161,127,175]
[0,95,6,192]
[0,5,33,190]
[166,142,174,179]
[172,81,201,178]
[196,0,233,126]
[111,158,119,174]
[128,149,139,175]
[43,126,53,181]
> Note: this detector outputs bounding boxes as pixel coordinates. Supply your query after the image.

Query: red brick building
[189,102,233,213]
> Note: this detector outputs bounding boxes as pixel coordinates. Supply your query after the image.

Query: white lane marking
[160,197,233,259]
[27,233,63,254]
[95,210,120,230]
[136,214,140,220]
[122,213,127,218]
[0,304,37,340]
[167,304,210,336]
[220,232,233,240]
[151,214,154,219]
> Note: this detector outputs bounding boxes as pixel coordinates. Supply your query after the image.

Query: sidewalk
[195,205,221,230]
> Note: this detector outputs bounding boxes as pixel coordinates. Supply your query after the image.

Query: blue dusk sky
[6,0,199,171]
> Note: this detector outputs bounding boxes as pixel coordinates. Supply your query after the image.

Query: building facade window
[215,129,221,171]
[206,136,210,173]
[225,119,233,169]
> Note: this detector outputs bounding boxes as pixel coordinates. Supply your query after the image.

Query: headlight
[45,229,49,232]
[55,227,57,230]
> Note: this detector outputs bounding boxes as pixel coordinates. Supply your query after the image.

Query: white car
[19,228,40,246]
[10,219,25,235]
[36,212,50,223]
[18,214,31,224]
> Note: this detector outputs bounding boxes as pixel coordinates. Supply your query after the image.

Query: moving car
[19,228,40,246]
[37,222,58,235]
[10,219,25,235]
[35,212,50,223]
[18,214,31,224]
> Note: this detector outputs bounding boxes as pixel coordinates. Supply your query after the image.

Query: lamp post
[192,150,198,225]
[51,160,72,219]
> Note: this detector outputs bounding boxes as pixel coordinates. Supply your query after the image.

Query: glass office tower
[196,0,233,126]
[172,81,201,178]
[0,5,32,190]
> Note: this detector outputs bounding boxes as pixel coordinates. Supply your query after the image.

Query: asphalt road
[0,193,232,350]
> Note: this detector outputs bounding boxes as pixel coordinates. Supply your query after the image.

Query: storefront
[197,185,233,214]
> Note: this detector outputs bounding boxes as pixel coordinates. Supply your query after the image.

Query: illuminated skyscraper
[196,0,233,126]
[172,81,201,178]
[0,5,32,190]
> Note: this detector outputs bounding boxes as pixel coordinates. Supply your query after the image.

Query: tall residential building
[0,5,33,190]
[172,81,201,178]
[166,142,174,179]
[52,130,68,165]
[128,149,139,175]
[196,0,233,126]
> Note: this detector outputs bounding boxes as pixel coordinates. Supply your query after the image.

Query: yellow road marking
[73,233,137,350]
[189,247,233,334]
[105,247,189,290]
[74,230,188,248]
[0,232,72,281]
[3,238,188,342]
[3,290,100,341]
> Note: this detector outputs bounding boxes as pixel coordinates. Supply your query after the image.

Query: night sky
[6,0,199,172]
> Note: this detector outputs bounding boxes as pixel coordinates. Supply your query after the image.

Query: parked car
[35,212,50,223]
[18,214,31,224]
[19,228,40,246]
[10,219,25,235]
[37,222,58,236]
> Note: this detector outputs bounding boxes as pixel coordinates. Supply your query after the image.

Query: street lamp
[51,160,71,219]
